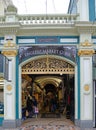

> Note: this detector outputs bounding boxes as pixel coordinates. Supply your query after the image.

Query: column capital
[80,40,93,47]
[1,40,18,57]
[78,40,95,56]
[78,49,95,56]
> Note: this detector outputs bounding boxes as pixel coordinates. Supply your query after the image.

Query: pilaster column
[77,0,89,21]
[1,40,19,128]
[78,40,94,128]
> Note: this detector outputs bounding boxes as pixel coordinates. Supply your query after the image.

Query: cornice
[77,27,95,34]
[75,21,96,34]
[17,24,78,36]
[0,22,20,34]
[17,29,78,36]
[0,21,96,35]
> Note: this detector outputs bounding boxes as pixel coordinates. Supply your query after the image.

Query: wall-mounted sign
[19,45,77,63]
[37,37,59,44]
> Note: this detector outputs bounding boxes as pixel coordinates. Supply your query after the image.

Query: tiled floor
[20,117,95,130]
[1,117,96,130]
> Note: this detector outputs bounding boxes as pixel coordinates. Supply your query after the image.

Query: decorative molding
[77,28,95,34]
[80,40,93,47]
[18,39,35,44]
[60,38,78,43]
[84,85,90,91]
[0,77,4,80]
[22,57,75,74]
[2,50,17,56]
[2,40,18,56]
[6,85,12,91]
[4,40,16,48]
[78,49,95,56]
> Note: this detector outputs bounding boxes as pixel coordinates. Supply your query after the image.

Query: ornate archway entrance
[20,55,76,121]
[22,55,75,74]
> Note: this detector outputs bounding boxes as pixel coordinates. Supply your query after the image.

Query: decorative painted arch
[21,55,75,74]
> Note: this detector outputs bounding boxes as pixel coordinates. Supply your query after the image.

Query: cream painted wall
[77,0,89,21]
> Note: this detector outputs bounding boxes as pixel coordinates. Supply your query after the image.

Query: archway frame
[18,55,78,120]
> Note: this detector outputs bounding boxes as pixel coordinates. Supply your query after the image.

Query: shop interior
[22,74,74,121]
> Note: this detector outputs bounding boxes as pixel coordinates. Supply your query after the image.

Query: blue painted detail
[17,36,36,39]
[92,36,96,38]
[0,37,4,45]
[0,117,4,126]
[60,36,79,44]
[17,36,79,44]
[16,36,18,45]
[89,0,95,21]
[77,56,80,119]
[92,36,96,44]
[16,36,36,44]
[35,36,59,44]
[16,55,19,119]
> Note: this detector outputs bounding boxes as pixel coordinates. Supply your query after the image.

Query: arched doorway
[19,55,76,122]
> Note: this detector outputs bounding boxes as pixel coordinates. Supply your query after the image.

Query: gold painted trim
[80,40,93,47]
[6,85,12,91]
[84,85,90,91]
[78,49,95,56]
[4,40,17,48]
[0,77,4,80]
[2,50,17,56]
[22,68,75,74]
[2,40,17,56]
[22,56,74,74]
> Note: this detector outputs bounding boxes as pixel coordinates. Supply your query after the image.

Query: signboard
[19,45,77,63]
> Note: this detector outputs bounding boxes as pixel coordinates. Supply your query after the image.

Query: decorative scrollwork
[22,57,74,74]
[22,57,74,69]
[80,40,93,47]
[2,40,17,57]
[78,50,95,56]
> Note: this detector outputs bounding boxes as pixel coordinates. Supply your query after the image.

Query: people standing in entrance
[32,96,38,107]
[32,96,38,117]
[50,96,57,112]
[26,96,33,118]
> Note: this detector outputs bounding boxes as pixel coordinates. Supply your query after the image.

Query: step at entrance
[41,112,60,118]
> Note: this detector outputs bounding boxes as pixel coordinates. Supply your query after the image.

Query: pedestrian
[32,96,38,118]
[26,96,33,118]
